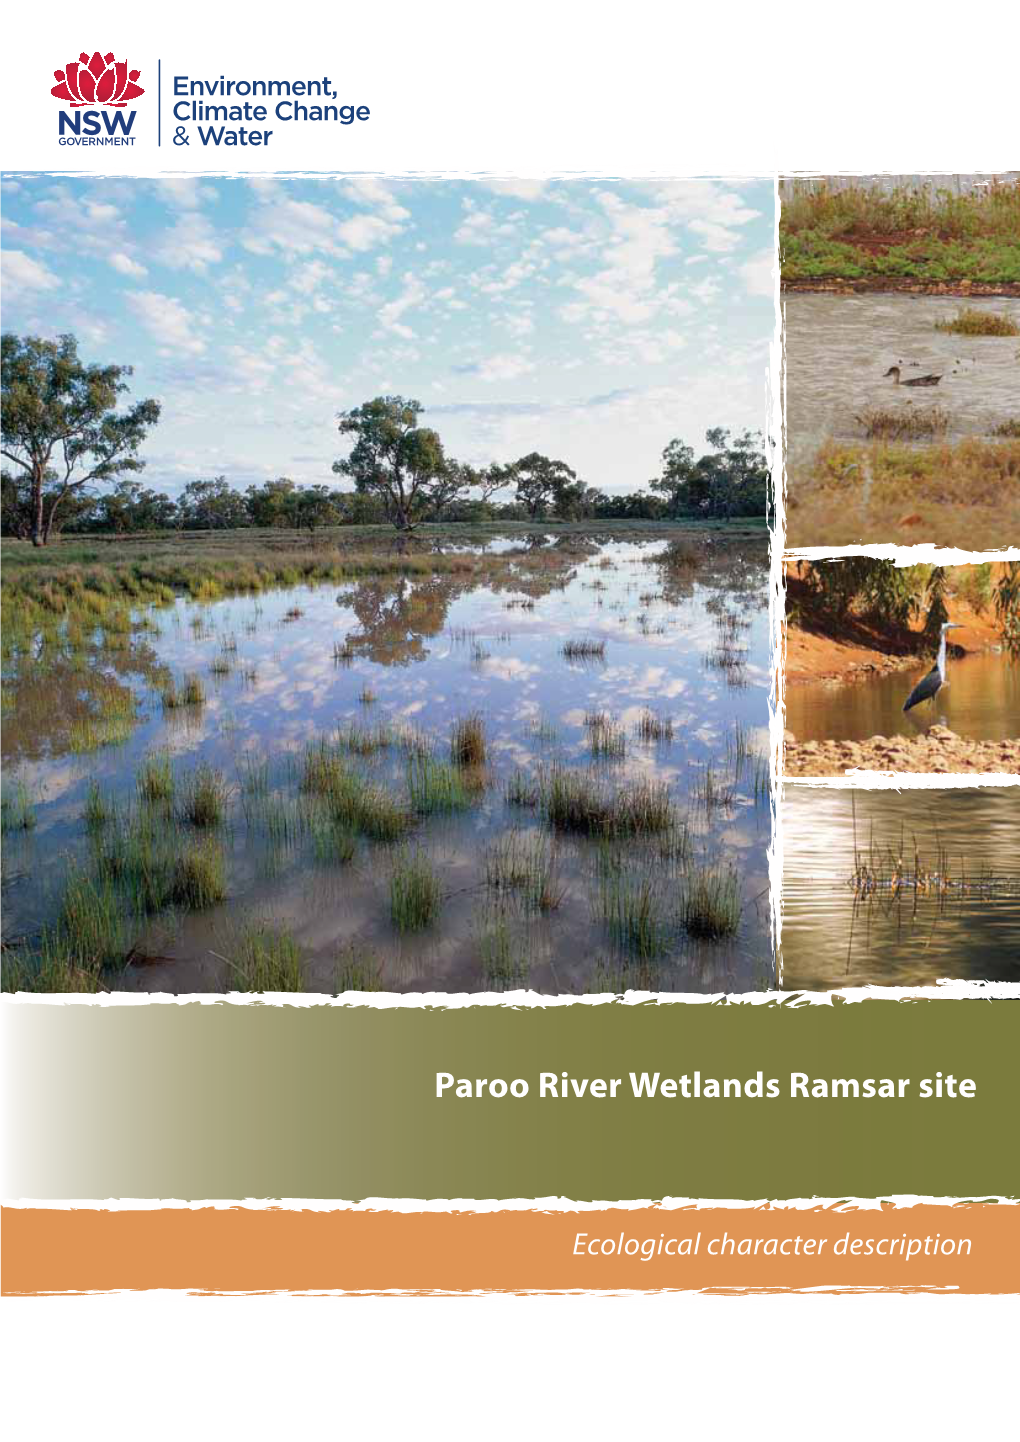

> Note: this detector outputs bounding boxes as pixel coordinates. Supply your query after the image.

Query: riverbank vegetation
[786,557,1020,661]
[780,177,1020,287]
[786,436,1020,550]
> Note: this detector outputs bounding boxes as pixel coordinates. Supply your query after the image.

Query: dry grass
[854,406,950,441]
[933,307,1019,337]
[788,438,1020,549]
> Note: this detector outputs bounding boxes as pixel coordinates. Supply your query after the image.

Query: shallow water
[781,786,1020,988]
[785,293,1020,468]
[786,651,1020,744]
[2,533,774,994]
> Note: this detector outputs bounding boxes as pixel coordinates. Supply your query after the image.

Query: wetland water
[782,786,1020,988]
[2,532,773,993]
[786,651,1020,744]
[785,293,1020,469]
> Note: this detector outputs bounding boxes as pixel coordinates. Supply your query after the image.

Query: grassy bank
[780,179,1020,287]
[786,438,1020,549]
[1,519,762,621]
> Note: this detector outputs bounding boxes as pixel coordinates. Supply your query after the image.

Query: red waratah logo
[51,52,144,108]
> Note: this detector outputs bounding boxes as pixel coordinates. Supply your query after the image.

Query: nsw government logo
[52,51,144,145]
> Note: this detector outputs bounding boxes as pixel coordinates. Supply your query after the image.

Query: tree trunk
[31,471,45,546]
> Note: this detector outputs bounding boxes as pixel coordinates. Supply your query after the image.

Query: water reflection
[782,786,1020,988]
[787,652,1020,744]
[785,294,1020,468]
[2,533,774,993]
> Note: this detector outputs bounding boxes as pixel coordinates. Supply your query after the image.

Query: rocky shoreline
[785,726,1020,777]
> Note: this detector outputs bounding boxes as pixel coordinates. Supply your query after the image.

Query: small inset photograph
[781,173,1020,548]
[784,558,1020,776]
[782,786,1020,989]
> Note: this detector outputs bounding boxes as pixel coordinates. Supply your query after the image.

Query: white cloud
[2,250,60,291]
[154,213,224,272]
[739,249,775,298]
[467,352,535,383]
[108,252,147,279]
[128,291,206,354]
[377,274,427,337]
[337,212,402,252]
[454,201,516,245]
[481,180,547,202]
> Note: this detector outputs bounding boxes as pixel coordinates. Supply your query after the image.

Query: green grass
[407,750,473,814]
[333,944,383,993]
[390,848,443,931]
[178,764,228,827]
[681,863,740,939]
[310,811,357,864]
[68,713,135,752]
[160,673,206,710]
[584,711,626,758]
[479,914,530,991]
[450,712,486,767]
[595,854,672,960]
[485,829,562,912]
[781,179,1020,284]
[543,770,675,838]
[1,781,36,834]
[335,721,394,756]
[137,753,175,804]
[83,781,115,831]
[504,768,540,807]
[169,840,227,908]
[933,307,1019,336]
[229,925,304,991]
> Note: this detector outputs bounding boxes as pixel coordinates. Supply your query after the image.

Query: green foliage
[1,331,160,546]
[651,428,768,519]
[995,561,1020,660]
[332,395,469,532]
[922,567,950,652]
[808,559,923,626]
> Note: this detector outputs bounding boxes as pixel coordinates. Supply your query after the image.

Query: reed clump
[561,637,606,661]
[1,782,36,834]
[933,308,1019,337]
[408,750,473,814]
[485,829,562,912]
[636,709,674,743]
[390,848,443,931]
[179,764,228,828]
[681,863,740,939]
[229,925,304,991]
[450,712,486,767]
[854,405,950,441]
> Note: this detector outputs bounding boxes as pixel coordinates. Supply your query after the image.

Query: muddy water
[1,534,773,994]
[782,786,1020,988]
[785,293,1020,469]
[786,652,1020,744]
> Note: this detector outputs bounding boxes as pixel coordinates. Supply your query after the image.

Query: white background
[2,0,1018,1435]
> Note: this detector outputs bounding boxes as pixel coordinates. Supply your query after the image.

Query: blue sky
[1,175,774,496]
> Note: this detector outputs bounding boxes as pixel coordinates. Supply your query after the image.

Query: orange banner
[3,1204,1017,1295]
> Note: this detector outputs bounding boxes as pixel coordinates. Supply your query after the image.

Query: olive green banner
[2,998,1016,1200]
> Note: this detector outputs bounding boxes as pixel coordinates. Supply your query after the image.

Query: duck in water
[884,365,943,387]
[903,621,963,713]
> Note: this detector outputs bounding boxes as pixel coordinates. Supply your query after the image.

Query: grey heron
[903,622,963,713]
